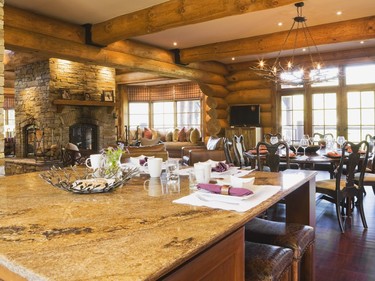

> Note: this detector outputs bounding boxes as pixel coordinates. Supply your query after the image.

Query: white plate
[195,189,254,204]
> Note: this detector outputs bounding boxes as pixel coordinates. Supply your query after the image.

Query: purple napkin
[212,162,229,172]
[139,157,148,166]
[197,183,253,197]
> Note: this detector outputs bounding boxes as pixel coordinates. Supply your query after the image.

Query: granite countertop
[0,169,316,281]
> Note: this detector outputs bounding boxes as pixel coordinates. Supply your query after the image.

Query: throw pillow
[190,128,200,143]
[166,131,173,142]
[178,127,187,142]
[186,128,194,142]
[143,127,153,139]
[206,136,222,150]
[151,129,159,140]
[140,137,160,146]
[173,128,179,142]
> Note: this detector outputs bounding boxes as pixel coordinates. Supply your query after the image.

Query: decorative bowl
[39,166,139,194]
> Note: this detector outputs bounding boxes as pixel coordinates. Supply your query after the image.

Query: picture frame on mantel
[59,88,71,100]
[102,90,114,102]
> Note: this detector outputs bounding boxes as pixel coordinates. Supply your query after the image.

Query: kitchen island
[0,169,316,280]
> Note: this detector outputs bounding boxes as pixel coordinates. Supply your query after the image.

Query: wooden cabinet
[225,127,262,149]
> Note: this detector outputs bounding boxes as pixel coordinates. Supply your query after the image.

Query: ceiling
[5,0,375,65]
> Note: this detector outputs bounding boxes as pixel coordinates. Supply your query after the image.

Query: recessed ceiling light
[336,11,342,16]
[360,41,365,44]
[173,42,177,46]
[302,48,306,52]
[278,22,283,26]
[231,57,236,61]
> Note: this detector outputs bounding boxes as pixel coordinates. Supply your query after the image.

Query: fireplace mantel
[53,99,115,113]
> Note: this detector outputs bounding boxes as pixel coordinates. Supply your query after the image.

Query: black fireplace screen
[69,124,98,152]
[24,124,44,157]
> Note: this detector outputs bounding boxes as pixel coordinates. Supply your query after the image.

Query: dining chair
[263,133,282,143]
[316,140,369,233]
[256,141,290,172]
[354,147,375,196]
[245,241,293,281]
[311,132,335,179]
[245,218,315,281]
[232,135,250,168]
[223,137,235,165]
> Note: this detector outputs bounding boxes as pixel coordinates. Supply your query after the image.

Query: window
[128,103,149,130]
[177,100,201,128]
[347,91,375,142]
[312,93,337,136]
[311,67,339,87]
[4,109,15,137]
[281,94,304,142]
[346,65,375,85]
[153,102,175,132]
[127,82,202,133]
[279,63,375,143]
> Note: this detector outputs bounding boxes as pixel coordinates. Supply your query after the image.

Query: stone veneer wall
[0,0,4,160]
[15,58,116,157]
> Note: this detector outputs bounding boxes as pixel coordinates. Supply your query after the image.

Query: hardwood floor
[314,186,375,281]
[270,172,375,281]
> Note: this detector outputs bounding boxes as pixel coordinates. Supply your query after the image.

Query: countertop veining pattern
[0,170,316,280]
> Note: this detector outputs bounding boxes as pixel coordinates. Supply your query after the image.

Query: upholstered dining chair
[263,133,282,143]
[256,141,290,172]
[354,146,375,196]
[316,140,369,233]
[232,135,250,168]
[223,137,235,165]
[311,132,336,179]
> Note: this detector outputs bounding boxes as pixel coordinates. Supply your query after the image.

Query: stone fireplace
[13,58,117,160]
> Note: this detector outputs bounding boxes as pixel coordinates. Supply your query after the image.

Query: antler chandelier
[250,2,337,86]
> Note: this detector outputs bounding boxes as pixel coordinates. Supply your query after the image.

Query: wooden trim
[179,16,375,63]
[90,0,297,45]
[162,227,244,281]
[52,99,115,113]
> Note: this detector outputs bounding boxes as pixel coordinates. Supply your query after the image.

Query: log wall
[0,1,4,159]
[225,63,275,136]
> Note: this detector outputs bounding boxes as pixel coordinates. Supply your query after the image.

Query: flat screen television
[229,104,260,127]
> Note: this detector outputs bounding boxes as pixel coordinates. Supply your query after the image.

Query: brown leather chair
[245,241,294,281]
[245,218,315,281]
[121,143,169,162]
[181,137,226,166]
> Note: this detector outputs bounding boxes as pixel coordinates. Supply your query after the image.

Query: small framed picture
[59,89,71,100]
[84,93,91,101]
[102,90,114,102]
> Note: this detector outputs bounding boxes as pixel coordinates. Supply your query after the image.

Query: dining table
[0,168,317,281]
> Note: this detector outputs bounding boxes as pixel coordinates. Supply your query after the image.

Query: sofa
[120,143,169,162]
[181,136,226,166]
[130,127,205,158]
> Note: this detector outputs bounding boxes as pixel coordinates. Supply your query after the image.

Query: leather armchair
[182,146,226,166]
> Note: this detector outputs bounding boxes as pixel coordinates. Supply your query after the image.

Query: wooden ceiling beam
[4,5,85,44]
[116,72,169,84]
[91,0,297,46]
[179,16,375,63]
[4,26,227,86]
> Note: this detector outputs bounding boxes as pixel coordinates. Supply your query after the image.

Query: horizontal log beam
[116,72,169,84]
[5,26,227,86]
[228,47,375,72]
[179,16,375,63]
[4,5,85,44]
[91,0,297,45]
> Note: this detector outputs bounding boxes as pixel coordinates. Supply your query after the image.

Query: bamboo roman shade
[3,95,15,109]
[127,82,202,102]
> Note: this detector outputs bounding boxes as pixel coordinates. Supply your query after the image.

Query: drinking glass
[336,136,346,150]
[300,138,309,156]
[166,159,179,183]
